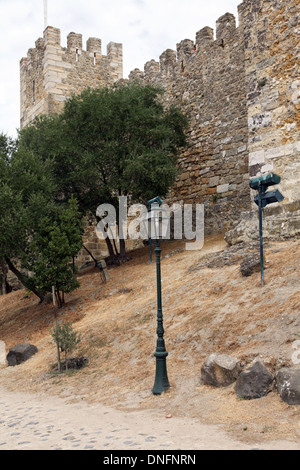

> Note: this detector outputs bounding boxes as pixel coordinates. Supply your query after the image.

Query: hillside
[0,234,299,446]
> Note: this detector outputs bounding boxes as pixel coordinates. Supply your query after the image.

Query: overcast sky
[0,0,242,138]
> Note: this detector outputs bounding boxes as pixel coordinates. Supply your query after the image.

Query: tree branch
[5,257,45,303]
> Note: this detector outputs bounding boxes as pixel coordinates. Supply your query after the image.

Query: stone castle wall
[129,12,251,234]
[19,0,300,258]
[226,0,300,244]
[128,0,299,235]
[240,0,300,207]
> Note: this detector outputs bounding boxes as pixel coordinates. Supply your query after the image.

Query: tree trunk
[0,260,7,295]
[105,236,119,264]
[55,285,63,308]
[119,238,127,263]
[53,305,61,373]
[57,344,61,372]
[83,244,98,266]
[5,257,44,303]
[97,219,119,264]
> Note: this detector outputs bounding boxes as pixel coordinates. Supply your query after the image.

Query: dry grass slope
[0,234,299,445]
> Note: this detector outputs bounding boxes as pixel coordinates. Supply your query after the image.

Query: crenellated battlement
[129,11,240,81]
[195,26,214,50]
[43,25,61,45]
[67,31,83,50]
[20,26,123,129]
[127,7,250,234]
[216,12,236,42]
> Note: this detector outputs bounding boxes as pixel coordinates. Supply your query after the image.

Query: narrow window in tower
[32,79,35,103]
[94,52,96,65]
[76,49,79,62]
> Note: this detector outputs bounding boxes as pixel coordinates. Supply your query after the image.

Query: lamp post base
[152,351,170,395]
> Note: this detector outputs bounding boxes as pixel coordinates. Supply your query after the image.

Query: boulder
[240,253,261,277]
[201,353,241,387]
[275,368,300,405]
[56,356,89,371]
[6,343,38,366]
[234,361,274,399]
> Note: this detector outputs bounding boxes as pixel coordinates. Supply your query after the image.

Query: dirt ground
[0,234,299,447]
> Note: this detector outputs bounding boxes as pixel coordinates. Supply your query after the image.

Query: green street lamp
[249,173,284,286]
[145,197,170,395]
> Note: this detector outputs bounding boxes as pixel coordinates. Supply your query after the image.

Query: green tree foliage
[18,114,99,216]
[0,133,83,304]
[62,82,188,204]
[0,134,17,294]
[23,196,83,307]
[18,82,188,262]
[1,82,188,301]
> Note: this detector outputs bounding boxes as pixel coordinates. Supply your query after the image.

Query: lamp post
[145,197,170,395]
[249,173,284,287]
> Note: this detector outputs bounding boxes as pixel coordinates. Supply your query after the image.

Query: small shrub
[51,320,82,372]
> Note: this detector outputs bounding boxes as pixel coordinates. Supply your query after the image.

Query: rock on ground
[201,353,241,387]
[234,361,274,400]
[240,253,261,277]
[276,368,300,405]
[6,343,38,367]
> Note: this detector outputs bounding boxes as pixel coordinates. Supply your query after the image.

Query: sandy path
[0,387,299,451]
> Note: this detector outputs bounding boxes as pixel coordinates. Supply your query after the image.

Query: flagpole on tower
[44,0,48,30]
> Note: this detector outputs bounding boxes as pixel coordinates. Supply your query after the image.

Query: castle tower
[20,26,123,265]
[20,26,123,129]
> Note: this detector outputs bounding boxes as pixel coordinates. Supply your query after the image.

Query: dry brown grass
[0,234,300,445]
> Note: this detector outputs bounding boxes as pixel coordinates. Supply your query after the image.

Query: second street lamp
[145,197,170,395]
[249,173,284,286]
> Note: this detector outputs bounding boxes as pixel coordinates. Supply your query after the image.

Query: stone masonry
[19,0,300,257]
[241,0,300,206]
[228,0,300,243]
[130,12,250,235]
[129,0,299,237]
[20,26,122,129]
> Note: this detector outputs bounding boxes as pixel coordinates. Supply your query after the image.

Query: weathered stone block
[276,368,300,405]
[201,353,241,387]
[234,361,274,399]
[208,176,220,187]
[240,252,261,277]
[6,343,38,366]
[217,184,229,194]
[206,187,217,195]
[225,204,300,245]
[265,145,285,160]
[55,356,89,371]
[249,149,265,166]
